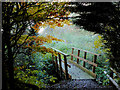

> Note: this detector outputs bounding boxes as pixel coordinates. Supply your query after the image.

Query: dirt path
[47,79,113,89]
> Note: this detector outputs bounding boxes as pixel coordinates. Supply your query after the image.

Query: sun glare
[38,27,45,34]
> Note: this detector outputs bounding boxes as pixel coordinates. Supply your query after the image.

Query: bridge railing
[51,47,71,80]
[104,68,120,90]
[69,47,101,78]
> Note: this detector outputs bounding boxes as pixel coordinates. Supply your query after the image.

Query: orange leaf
[36,3,39,5]
[58,23,61,27]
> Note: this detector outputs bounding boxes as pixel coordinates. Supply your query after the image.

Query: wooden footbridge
[51,47,100,80]
[52,47,120,90]
[51,47,120,90]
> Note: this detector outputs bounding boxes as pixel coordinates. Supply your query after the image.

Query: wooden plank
[70,54,98,67]
[83,52,87,67]
[69,60,96,78]
[104,71,120,90]
[92,55,97,73]
[72,47,101,56]
[51,47,69,56]
[77,50,80,63]
[64,55,69,80]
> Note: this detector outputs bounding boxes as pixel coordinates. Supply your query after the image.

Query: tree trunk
[2,38,8,90]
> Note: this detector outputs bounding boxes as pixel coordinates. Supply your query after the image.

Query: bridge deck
[57,60,94,79]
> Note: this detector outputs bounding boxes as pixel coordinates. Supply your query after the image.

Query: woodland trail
[48,79,114,89]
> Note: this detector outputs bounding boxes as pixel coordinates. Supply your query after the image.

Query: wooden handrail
[70,47,100,78]
[51,47,100,79]
[51,47,70,80]
[110,67,120,78]
[104,71,120,90]
[72,47,101,56]
[51,47,70,56]
[70,54,98,67]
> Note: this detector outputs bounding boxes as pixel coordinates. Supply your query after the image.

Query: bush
[14,52,58,88]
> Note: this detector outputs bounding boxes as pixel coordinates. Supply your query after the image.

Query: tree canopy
[2,2,120,89]
[2,2,70,89]
[67,2,120,72]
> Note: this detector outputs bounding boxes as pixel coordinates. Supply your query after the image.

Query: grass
[43,24,100,57]
[42,24,108,64]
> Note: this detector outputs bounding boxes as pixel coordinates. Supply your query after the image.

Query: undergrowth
[14,52,58,89]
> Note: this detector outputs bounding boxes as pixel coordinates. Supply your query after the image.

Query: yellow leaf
[98,36,102,39]
[105,59,109,62]
[50,25,55,29]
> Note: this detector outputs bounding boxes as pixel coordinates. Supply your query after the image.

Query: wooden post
[58,53,62,78]
[71,48,74,60]
[77,50,80,64]
[64,55,69,80]
[83,52,87,67]
[92,55,97,73]
[55,52,58,73]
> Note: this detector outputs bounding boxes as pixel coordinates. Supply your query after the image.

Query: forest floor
[47,79,114,90]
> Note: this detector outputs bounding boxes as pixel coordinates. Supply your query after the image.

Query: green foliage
[3,2,70,89]
[14,69,46,88]
[96,67,110,86]
[69,2,120,72]
[49,76,57,83]
[14,52,58,88]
